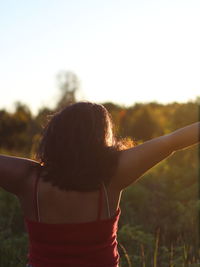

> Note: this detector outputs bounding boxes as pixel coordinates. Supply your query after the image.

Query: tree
[56,71,80,110]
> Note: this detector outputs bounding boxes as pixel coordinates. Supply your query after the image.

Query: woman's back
[19,166,122,224]
[19,166,122,267]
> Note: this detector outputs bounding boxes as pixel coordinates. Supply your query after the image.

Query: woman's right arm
[0,155,39,195]
[112,122,200,190]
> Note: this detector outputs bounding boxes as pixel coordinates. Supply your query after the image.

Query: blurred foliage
[0,94,199,266]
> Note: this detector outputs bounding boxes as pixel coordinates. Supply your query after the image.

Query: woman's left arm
[0,154,39,195]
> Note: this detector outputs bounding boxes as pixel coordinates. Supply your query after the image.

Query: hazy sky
[0,0,199,114]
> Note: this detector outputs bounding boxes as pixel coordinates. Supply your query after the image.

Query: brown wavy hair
[36,101,133,191]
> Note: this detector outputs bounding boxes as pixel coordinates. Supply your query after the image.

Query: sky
[0,0,200,115]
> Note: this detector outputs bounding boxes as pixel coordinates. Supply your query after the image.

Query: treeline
[0,71,199,157]
[0,99,198,157]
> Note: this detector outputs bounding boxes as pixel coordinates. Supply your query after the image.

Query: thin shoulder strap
[102,182,111,218]
[34,174,41,222]
[96,182,111,220]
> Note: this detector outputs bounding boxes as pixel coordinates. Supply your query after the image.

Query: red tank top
[24,176,121,267]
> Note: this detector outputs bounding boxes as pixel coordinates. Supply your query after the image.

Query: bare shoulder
[110,134,174,190]
[0,154,40,195]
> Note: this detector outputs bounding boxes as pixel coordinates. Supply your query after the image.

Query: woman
[0,101,199,267]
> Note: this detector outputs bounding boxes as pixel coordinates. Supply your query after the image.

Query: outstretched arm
[168,122,199,151]
[0,155,39,195]
[112,122,200,190]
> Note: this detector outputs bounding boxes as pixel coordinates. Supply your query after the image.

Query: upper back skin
[18,163,122,224]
